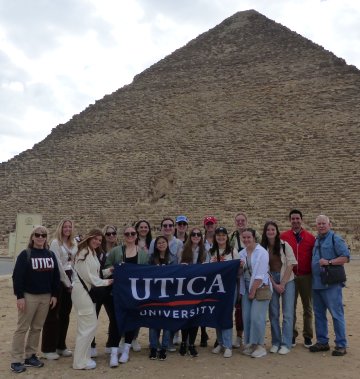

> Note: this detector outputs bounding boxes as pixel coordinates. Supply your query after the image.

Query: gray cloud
[0,0,114,58]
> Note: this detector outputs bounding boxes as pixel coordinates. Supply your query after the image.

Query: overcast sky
[1,0,359,163]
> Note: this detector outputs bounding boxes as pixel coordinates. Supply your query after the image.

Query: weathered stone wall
[0,10,359,253]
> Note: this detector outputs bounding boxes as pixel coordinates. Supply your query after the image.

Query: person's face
[242,231,256,247]
[124,227,137,243]
[215,232,227,246]
[89,235,102,250]
[137,222,149,238]
[62,221,72,238]
[156,238,168,253]
[235,215,247,231]
[105,227,117,243]
[176,221,188,232]
[266,224,277,240]
[190,229,202,244]
[205,222,216,233]
[161,220,174,237]
[316,217,331,236]
[290,213,302,231]
[32,230,47,248]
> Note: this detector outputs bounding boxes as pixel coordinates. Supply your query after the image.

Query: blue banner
[113,260,238,333]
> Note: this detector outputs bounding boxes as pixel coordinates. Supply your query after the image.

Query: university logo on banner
[113,260,239,333]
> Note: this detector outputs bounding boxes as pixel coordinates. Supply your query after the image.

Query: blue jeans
[215,328,232,349]
[269,273,295,349]
[149,329,170,349]
[312,285,347,348]
[242,281,270,345]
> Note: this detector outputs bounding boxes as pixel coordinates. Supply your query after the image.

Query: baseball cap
[203,216,217,225]
[215,227,228,234]
[176,215,189,224]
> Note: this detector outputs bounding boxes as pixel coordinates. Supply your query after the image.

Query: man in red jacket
[280,209,315,348]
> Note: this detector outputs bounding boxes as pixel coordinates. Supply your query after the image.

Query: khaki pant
[293,274,313,340]
[11,293,51,363]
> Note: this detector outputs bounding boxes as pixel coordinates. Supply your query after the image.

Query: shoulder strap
[26,248,31,263]
[236,233,241,252]
[281,243,286,255]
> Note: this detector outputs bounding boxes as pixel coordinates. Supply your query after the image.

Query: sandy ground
[1,261,359,379]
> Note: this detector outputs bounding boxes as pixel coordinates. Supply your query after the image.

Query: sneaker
[269,345,279,354]
[304,338,313,348]
[251,345,267,358]
[278,346,290,355]
[179,342,187,356]
[167,342,176,352]
[223,348,232,358]
[149,348,157,360]
[173,331,181,345]
[85,359,96,370]
[242,344,255,356]
[43,352,60,360]
[131,338,141,352]
[292,337,296,347]
[332,347,347,356]
[309,343,330,353]
[90,347,97,358]
[188,345,198,357]
[56,348,72,357]
[24,354,44,367]
[110,352,119,368]
[10,362,26,373]
[232,336,242,348]
[212,344,222,354]
[158,349,167,361]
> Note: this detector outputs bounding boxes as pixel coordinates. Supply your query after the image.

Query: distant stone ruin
[0,10,359,254]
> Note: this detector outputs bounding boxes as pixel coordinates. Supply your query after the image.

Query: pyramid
[1,9,359,252]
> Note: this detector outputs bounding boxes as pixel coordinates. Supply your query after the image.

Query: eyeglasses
[105,232,117,236]
[124,232,137,237]
[162,224,174,228]
[34,233,47,238]
[191,232,202,237]
[177,222,188,226]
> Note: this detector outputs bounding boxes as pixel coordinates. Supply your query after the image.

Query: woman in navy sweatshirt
[11,225,60,374]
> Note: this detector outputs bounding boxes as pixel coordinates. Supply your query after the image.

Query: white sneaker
[85,359,96,370]
[232,336,242,348]
[131,339,141,352]
[212,345,222,354]
[90,347,97,358]
[56,348,72,357]
[278,346,290,355]
[109,348,119,368]
[223,348,232,358]
[251,345,267,358]
[43,352,60,360]
[269,345,279,353]
[242,344,254,356]
[119,343,131,363]
[167,343,176,352]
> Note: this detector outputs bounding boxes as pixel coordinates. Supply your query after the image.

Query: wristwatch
[328,260,332,265]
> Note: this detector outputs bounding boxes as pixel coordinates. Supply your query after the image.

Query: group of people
[10,209,350,373]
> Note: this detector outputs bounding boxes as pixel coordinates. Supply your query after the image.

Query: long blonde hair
[53,219,76,248]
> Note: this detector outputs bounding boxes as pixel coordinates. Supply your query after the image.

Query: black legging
[181,327,198,345]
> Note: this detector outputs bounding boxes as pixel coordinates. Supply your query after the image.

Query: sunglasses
[105,232,117,236]
[177,222,188,226]
[162,223,174,228]
[191,232,202,237]
[124,232,137,237]
[34,233,47,238]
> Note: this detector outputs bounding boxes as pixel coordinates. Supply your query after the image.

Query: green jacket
[105,244,149,268]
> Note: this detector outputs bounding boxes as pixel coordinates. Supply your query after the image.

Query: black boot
[188,345,198,357]
[179,342,187,356]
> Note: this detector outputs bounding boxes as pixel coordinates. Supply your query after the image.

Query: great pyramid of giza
[1,9,359,252]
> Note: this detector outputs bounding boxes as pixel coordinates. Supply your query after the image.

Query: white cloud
[0,0,359,163]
